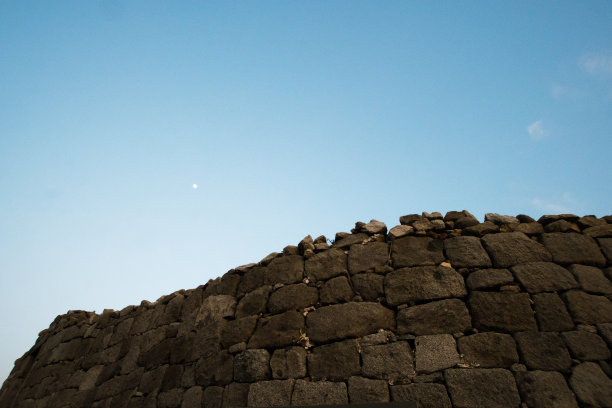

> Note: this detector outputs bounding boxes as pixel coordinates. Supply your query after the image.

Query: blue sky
[1,1,611,383]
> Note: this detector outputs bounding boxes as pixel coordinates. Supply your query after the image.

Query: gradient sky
[1,1,611,384]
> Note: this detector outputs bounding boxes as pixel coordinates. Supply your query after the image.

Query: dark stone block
[391,383,451,408]
[481,232,551,268]
[563,290,612,324]
[415,334,459,373]
[348,242,389,274]
[247,310,305,349]
[570,362,612,407]
[348,376,390,403]
[361,341,415,382]
[308,339,361,381]
[385,266,467,305]
[466,268,514,290]
[391,236,444,268]
[444,236,492,268]
[541,232,606,266]
[397,299,471,335]
[510,262,578,293]
[233,349,271,382]
[203,386,224,408]
[469,292,537,332]
[561,331,611,361]
[320,276,354,304]
[333,233,369,249]
[235,285,271,319]
[247,379,294,407]
[568,264,612,294]
[532,293,574,332]
[515,370,578,408]
[291,380,348,405]
[514,332,572,371]
[195,350,233,386]
[270,347,306,379]
[597,237,612,263]
[304,248,347,281]
[220,316,258,349]
[352,273,385,301]
[445,368,521,408]
[267,284,318,314]
[222,382,249,408]
[458,333,519,368]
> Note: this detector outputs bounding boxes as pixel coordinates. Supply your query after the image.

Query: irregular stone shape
[401,214,424,225]
[397,299,472,335]
[203,386,224,408]
[485,213,520,225]
[291,380,348,405]
[385,265,467,305]
[333,233,369,249]
[388,225,414,240]
[391,236,444,268]
[247,310,304,349]
[563,290,612,324]
[348,376,389,403]
[568,264,612,294]
[481,232,552,268]
[270,347,306,379]
[182,386,202,408]
[570,362,612,407]
[247,379,294,407]
[455,215,479,229]
[320,276,354,304]
[390,383,452,408]
[463,221,499,237]
[444,236,492,268]
[195,350,233,386]
[510,262,578,293]
[304,248,347,281]
[511,222,544,235]
[578,215,608,229]
[235,286,271,319]
[545,219,579,233]
[469,292,538,332]
[598,322,612,346]
[158,388,183,408]
[265,255,304,286]
[541,232,606,266]
[445,368,521,408]
[195,295,236,324]
[561,331,611,361]
[360,219,387,235]
[466,268,514,290]
[306,302,395,344]
[458,333,519,368]
[514,332,572,371]
[220,316,258,348]
[515,370,578,408]
[308,340,361,381]
[348,242,389,274]
[532,293,575,332]
[351,273,385,301]
[233,349,271,382]
[223,382,249,408]
[597,238,612,263]
[267,284,318,314]
[361,341,415,381]
[415,334,459,373]
[584,224,612,238]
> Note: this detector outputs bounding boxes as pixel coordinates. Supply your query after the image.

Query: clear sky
[1,1,611,384]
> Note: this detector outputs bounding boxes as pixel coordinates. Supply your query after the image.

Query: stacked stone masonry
[2,211,612,407]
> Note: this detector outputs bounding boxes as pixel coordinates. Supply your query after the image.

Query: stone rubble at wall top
[1,211,612,408]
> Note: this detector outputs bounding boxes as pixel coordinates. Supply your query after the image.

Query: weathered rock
[360,219,387,235]
[544,219,580,233]
[541,232,606,266]
[351,273,385,301]
[583,224,612,238]
[308,340,360,381]
[598,322,612,346]
[444,368,521,408]
[195,350,233,386]
[222,382,249,408]
[511,222,544,235]
[561,331,611,361]
[444,236,492,268]
[567,264,612,294]
[597,237,612,263]
[304,248,347,281]
[388,225,414,240]
[485,213,520,225]
[415,334,459,374]
[347,376,389,403]
[563,290,612,324]
[247,379,294,407]
[458,333,519,368]
[203,386,224,408]
[235,286,271,319]
[267,284,318,314]
[454,215,479,229]
[385,265,467,305]
[463,221,499,237]
[516,214,536,223]
[320,276,353,304]
[181,386,202,408]
[532,293,574,331]
[247,311,304,349]
[361,341,415,382]
[466,268,514,290]
[333,233,369,249]
[291,380,348,405]
[233,349,270,382]
[481,232,552,267]
[514,332,572,371]
[391,236,444,268]
[348,242,389,274]
[510,262,578,293]
[306,302,395,343]
[469,291,537,332]
[515,370,578,408]
[579,215,607,229]
[195,295,236,325]
[397,299,472,335]
[158,388,183,408]
[400,214,424,225]
[390,383,452,408]
[220,316,258,348]
[270,347,306,379]
[569,362,612,407]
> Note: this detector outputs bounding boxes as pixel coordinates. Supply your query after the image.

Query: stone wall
[1,211,612,408]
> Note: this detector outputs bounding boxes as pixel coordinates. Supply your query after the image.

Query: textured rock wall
[2,211,612,408]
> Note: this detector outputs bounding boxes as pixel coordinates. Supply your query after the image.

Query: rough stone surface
[391,236,444,268]
[515,370,578,408]
[235,285,271,319]
[291,380,348,405]
[333,233,369,249]
[269,347,306,379]
[510,261,578,293]
[458,333,519,368]
[542,232,606,266]
[361,341,415,382]
[390,383,452,408]
[563,290,612,324]
[307,340,360,381]
[351,273,384,301]
[570,362,612,407]
[348,242,389,274]
[247,380,294,407]
[233,349,270,382]
[385,265,466,305]
[598,237,612,262]
[415,334,459,373]
[481,232,552,267]
[319,276,353,304]
[532,292,575,331]
[561,330,611,361]
[444,236,492,268]
[397,299,472,335]
[267,284,318,314]
[388,225,413,240]
[568,264,612,294]
[469,292,538,332]
[466,268,514,290]
[514,332,572,371]
[445,368,521,408]
[347,376,389,403]
[247,310,304,349]
[304,248,347,281]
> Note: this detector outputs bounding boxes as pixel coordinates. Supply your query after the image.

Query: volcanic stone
[541,232,606,266]
[348,242,389,274]
[320,276,353,304]
[481,232,552,267]
[306,302,395,343]
[532,293,574,331]
[561,331,611,361]
[195,295,236,325]
[510,262,578,293]
[308,340,361,381]
[247,310,304,349]
[361,341,415,381]
[385,265,467,305]
[512,222,544,235]
[360,219,387,235]
[233,349,270,382]
[388,225,414,240]
[583,224,612,238]
[223,382,249,408]
[235,286,271,319]
[270,347,306,379]
[415,334,459,373]
[397,299,472,335]
[304,248,347,281]
[466,268,514,290]
[514,332,572,371]
[469,291,537,332]
[444,368,521,408]
[291,380,348,405]
[563,290,612,324]
[463,221,499,237]
[444,236,492,268]
[247,380,294,407]
[567,264,612,294]
[351,273,385,301]
[202,386,224,408]
[390,383,452,408]
[570,362,612,407]
[267,284,318,314]
[347,376,389,403]
[515,370,578,408]
[391,236,444,268]
[333,233,369,249]
[458,333,519,368]
[598,238,612,263]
